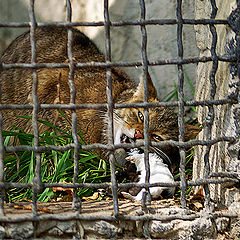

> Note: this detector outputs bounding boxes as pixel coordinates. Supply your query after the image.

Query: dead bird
[121,148,175,201]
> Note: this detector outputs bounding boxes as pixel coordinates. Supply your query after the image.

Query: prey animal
[121,149,175,201]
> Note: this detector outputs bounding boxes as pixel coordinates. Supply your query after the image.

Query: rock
[149,206,216,239]
[48,226,64,236]
[215,217,230,233]
[6,222,33,239]
[55,221,77,235]
[149,220,174,238]
[149,216,217,239]
[1,201,238,239]
[0,225,6,239]
[82,220,121,238]
[94,221,121,238]
[177,217,216,240]
[35,220,57,236]
[228,199,240,239]
[230,220,240,240]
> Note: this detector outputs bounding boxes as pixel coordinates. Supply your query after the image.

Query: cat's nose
[134,130,144,139]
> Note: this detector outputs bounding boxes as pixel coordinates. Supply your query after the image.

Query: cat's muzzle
[120,133,135,144]
[120,133,172,169]
[120,133,145,154]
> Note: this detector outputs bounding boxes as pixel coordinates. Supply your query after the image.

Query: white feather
[123,150,175,201]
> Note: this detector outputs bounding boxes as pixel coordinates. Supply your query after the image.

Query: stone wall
[193,0,240,206]
[1,200,238,239]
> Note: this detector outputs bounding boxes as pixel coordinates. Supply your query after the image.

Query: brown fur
[0,26,199,166]
[0,27,134,143]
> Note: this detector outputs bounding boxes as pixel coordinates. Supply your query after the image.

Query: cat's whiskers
[152,147,172,168]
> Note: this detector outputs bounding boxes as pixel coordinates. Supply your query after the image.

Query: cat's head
[111,73,201,168]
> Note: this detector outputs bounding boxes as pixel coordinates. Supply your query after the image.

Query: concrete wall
[77,0,198,99]
[0,0,198,99]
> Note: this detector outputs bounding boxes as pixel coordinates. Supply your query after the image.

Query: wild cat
[121,149,175,201]
[0,26,200,168]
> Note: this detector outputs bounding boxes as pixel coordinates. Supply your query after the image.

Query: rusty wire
[103,0,119,217]
[202,0,219,211]
[0,0,239,228]
[176,0,188,210]
[28,0,42,220]
[0,18,229,28]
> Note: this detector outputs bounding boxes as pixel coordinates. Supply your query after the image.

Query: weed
[161,70,199,197]
[4,116,110,202]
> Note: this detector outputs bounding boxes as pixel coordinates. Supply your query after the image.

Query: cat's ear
[134,72,157,100]
[185,124,202,140]
[147,72,157,99]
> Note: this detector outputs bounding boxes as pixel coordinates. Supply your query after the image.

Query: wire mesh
[0,0,239,234]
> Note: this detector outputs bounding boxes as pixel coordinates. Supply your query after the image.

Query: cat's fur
[0,26,198,167]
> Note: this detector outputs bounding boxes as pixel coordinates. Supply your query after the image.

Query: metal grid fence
[0,0,239,234]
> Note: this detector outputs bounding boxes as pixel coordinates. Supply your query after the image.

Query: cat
[121,148,175,201]
[0,26,200,168]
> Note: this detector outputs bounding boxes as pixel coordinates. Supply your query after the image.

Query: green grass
[3,116,196,202]
[162,69,197,114]
[174,147,195,197]
[3,117,110,202]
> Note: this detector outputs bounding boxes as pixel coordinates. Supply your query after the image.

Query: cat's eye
[138,111,144,123]
[152,134,163,142]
